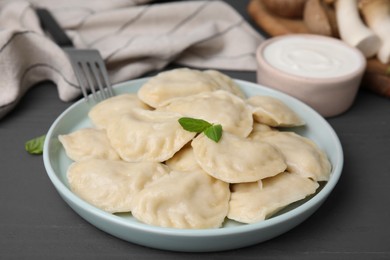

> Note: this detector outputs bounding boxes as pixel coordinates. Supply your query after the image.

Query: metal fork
[35,8,114,101]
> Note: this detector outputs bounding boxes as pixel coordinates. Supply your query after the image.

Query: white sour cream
[263,37,363,79]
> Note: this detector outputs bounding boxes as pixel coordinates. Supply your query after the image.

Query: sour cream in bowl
[256,34,366,117]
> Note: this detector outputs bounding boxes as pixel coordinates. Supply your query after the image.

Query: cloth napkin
[0,0,264,120]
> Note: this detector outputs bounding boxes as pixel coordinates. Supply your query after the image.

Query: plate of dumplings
[43,68,343,252]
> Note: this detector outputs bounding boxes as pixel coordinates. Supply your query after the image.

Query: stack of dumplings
[59,68,332,229]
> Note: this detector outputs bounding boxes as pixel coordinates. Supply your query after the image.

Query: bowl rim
[43,77,344,239]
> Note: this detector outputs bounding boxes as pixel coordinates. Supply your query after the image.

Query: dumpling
[228,172,319,223]
[165,144,202,172]
[159,90,253,137]
[203,70,245,98]
[138,68,246,108]
[250,122,275,135]
[88,93,151,129]
[67,159,170,213]
[106,109,196,162]
[138,68,221,108]
[250,131,331,181]
[191,132,287,183]
[131,169,230,229]
[59,128,120,161]
[247,95,304,127]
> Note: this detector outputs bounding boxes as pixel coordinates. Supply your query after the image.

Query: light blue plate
[43,78,343,252]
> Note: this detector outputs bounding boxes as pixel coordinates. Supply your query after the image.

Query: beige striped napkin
[0,0,264,119]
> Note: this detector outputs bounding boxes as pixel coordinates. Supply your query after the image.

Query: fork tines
[65,48,114,102]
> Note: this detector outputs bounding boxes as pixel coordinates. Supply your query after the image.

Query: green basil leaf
[178,117,212,133]
[204,124,223,143]
[25,135,46,155]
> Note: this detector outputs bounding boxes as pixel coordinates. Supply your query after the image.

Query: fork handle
[35,8,74,47]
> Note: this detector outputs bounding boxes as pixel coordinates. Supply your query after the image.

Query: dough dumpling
[106,109,196,162]
[247,95,304,127]
[250,131,331,181]
[138,68,221,108]
[88,93,151,129]
[59,128,120,161]
[131,169,230,229]
[191,132,287,183]
[138,68,246,108]
[228,172,319,223]
[250,122,275,135]
[203,70,245,98]
[160,90,253,137]
[165,144,201,172]
[67,159,170,213]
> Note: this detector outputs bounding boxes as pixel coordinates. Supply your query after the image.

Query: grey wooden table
[1,1,390,259]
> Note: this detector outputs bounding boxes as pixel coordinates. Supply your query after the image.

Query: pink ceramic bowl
[256,34,366,117]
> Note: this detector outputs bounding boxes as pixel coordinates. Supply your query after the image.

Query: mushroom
[359,0,390,64]
[262,0,307,18]
[334,0,381,58]
[303,0,336,37]
[323,0,340,37]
